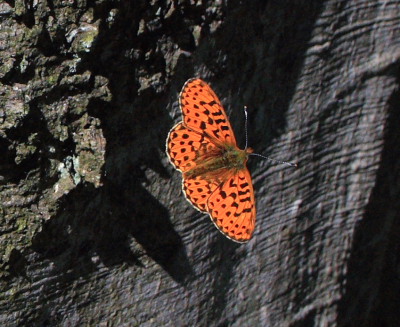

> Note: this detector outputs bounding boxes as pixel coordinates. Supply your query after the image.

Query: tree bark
[0,0,399,326]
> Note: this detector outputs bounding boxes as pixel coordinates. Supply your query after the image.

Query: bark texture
[0,0,399,326]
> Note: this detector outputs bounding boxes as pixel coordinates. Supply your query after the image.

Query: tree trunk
[0,0,399,326]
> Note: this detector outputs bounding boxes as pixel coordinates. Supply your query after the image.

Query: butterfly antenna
[243,106,297,168]
[250,153,298,167]
[244,106,249,149]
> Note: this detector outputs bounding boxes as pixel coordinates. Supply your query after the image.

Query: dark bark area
[0,0,399,326]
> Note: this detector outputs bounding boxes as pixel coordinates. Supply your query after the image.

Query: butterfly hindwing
[207,169,256,243]
[182,176,219,212]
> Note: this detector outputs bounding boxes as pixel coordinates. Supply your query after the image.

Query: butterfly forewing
[179,78,237,145]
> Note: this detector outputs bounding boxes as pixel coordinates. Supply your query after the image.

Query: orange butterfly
[166,78,256,243]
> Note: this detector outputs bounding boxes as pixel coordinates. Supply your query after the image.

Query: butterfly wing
[179,78,237,146]
[166,122,220,173]
[182,176,220,212]
[206,168,256,243]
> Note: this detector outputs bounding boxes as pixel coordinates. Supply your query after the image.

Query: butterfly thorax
[184,144,253,181]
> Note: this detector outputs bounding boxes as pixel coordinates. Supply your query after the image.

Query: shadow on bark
[29,2,198,283]
[337,65,400,327]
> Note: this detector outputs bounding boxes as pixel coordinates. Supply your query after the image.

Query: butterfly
[166,78,256,243]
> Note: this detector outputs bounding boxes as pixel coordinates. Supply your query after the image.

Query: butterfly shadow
[31,173,193,284]
[110,167,195,284]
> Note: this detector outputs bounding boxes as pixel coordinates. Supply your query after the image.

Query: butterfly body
[166,78,256,243]
[184,142,253,181]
